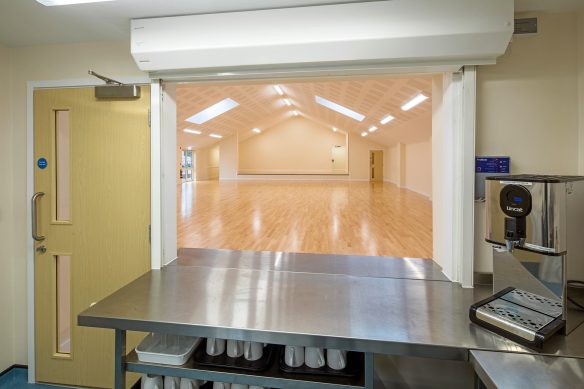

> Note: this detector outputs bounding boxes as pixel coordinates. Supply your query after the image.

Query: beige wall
[219,135,238,180]
[347,132,386,180]
[5,41,145,366]
[475,12,583,272]
[238,117,347,174]
[405,139,432,198]
[195,144,220,180]
[0,43,15,372]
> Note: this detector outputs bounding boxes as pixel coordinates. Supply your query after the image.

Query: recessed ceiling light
[315,96,365,122]
[401,94,429,111]
[185,98,239,124]
[368,126,378,132]
[273,85,284,96]
[284,98,292,106]
[333,127,338,132]
[184,129,202,135]
[209,134,223,139]
[380,114,395,125]
[252,128,261,133]
[36,0,115,5]
[292,111,299,116]
[361,132,368,137]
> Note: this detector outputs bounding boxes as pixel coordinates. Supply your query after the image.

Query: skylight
[315,96,365,122]
[185,98,239,124]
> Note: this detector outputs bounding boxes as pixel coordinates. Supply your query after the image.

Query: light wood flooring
[178,180,433,259]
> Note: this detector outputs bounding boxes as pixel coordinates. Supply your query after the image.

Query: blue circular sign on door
[37,157,48,170]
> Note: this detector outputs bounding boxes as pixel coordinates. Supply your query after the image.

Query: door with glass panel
[33,87,151,387]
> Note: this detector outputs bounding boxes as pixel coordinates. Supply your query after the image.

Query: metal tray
[193,340,276,372]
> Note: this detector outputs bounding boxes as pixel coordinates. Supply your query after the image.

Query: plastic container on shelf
[136,333,201,365]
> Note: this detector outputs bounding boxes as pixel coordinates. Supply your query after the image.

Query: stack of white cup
[206,338,264,361]
[284,346,347,370]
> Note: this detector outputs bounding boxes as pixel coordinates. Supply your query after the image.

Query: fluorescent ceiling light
[380,114,395,125]
[184,129,202,135]
[273,85,284,96]
[333,127,338,132]
[292,111,299,116]
[187,146,192,150]
[361,132,368,137]
[315,96,365,122]
[284,98,292,106]
[252,128,261,133]
[368,126,378,133]
[36,0,115,5]
[209,134,223,139]
[401,94,429,111]
[186,98,239,124]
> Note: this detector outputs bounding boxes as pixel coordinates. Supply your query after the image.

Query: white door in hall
[370,150,384,182]
[33,87,151,387]
[332,145,347,173]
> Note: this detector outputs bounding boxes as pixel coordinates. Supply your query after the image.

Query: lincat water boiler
[470,175,584,349]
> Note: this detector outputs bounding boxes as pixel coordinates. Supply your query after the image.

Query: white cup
[141,374,163,389]
[206,338,226,356]
[305,347,325,369]
[164,376,180,389]
[326,349,347,370]
[231,384,248,389]
[226,339,244,358]
[213,382,231,389]
[284,345,305,368]
[244,341,263,361]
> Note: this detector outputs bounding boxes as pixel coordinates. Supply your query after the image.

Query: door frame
[26,76,153,383]
[160,65,476,286]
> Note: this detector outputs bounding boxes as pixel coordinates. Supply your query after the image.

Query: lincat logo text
[507,206,523,212]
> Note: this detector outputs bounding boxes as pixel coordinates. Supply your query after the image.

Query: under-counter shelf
[125,349,369,389]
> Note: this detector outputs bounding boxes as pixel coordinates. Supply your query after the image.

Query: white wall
[475,12,583,273]
[0,43,15,373]
[219,135,238,180]
[6,41,146,367]
[162,84,177,265]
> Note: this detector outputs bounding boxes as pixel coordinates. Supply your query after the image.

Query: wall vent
[514,18,537,35]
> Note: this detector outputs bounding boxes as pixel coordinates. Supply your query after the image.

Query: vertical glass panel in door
[56,255,71,354]
[55,110,71,221]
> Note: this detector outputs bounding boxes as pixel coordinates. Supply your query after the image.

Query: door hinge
[148,224,151,243]
[148,109,151,128]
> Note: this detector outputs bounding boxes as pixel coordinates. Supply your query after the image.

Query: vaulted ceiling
[177,75,433,150]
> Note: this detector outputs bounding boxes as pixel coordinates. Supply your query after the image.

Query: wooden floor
[178,180,433,259]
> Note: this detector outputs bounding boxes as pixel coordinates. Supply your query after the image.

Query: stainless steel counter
[174,248,448,282]
[78,260,584,361]
[470,350,584,389]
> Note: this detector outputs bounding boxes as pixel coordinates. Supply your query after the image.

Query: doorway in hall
[173,75,435,259]
[370,150,384,182]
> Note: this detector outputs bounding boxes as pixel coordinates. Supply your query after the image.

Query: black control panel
[500,184,532,218]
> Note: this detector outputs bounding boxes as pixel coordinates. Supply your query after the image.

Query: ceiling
[1,1,583,47]
[176,76,432,150]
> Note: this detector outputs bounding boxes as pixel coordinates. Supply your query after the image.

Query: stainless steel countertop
[470,350,584,389]
[174,248,448,282]
[78,259,584,361]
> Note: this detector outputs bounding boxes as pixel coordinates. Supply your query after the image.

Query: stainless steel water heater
[471,175,584,348]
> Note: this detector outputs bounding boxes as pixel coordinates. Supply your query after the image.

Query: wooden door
[370,150,384,182]
[33,87,151,387]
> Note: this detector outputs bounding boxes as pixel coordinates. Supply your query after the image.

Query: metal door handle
[32,192,45,242]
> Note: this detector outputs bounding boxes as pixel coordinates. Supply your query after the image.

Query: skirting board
[220,176,369,182]
[0,364,28,378]
[383,179,432,200]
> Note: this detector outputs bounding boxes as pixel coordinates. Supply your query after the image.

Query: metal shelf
[125,350,368,389]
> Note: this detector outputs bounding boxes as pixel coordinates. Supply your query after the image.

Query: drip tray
[470,287,565,350]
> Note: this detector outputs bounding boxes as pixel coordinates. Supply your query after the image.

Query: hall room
[175,76,433,259]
